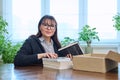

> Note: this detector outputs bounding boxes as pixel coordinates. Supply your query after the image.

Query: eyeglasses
[42,23,56,30]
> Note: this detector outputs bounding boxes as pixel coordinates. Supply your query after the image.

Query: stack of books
[42,57,73,69]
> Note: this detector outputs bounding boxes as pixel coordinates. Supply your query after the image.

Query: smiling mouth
[45,31,52,34]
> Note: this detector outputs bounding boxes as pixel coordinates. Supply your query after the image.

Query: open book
[58,42,83,56]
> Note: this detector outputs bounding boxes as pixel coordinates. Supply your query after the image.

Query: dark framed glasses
[42,23,56,30]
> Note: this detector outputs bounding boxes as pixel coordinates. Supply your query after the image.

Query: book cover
[58,42,83,56]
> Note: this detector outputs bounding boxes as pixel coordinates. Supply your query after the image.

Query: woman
[14,15,69,66]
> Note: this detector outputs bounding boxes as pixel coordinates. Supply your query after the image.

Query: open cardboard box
[72,51,120,73]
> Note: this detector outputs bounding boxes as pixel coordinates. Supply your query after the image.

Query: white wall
[81,44,119,54]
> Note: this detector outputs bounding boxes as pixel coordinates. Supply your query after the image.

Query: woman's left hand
[66,53,73,60]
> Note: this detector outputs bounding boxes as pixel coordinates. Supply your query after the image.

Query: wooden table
[0,63,119,80]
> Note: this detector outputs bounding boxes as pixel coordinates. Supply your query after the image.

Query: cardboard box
[72,51,120,73]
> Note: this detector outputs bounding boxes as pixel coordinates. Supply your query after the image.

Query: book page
[42,57,71,62]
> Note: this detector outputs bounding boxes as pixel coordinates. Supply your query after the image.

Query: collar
[39,36,53,44]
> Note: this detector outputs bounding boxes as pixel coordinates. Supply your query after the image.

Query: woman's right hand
[43,53,58,58]
[37,53,58,59]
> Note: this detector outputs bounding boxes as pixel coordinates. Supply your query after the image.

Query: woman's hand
[66,53,73,60]
[37,53,58,59]
[44,53,58,58]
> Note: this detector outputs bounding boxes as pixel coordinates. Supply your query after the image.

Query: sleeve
[14,38,42,66]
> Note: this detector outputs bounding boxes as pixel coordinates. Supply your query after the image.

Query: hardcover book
[42,57,73,69]
[58,42,84,56]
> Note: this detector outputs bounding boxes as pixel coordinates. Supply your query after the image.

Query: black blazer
[14,35,61,66]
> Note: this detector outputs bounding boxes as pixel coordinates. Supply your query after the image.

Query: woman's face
[40,19,56,38]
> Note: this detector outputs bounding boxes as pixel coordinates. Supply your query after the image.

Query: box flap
[106,50,120,62]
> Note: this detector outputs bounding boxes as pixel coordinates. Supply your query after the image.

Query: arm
[14,38,58,66]
[14,39,42,66]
